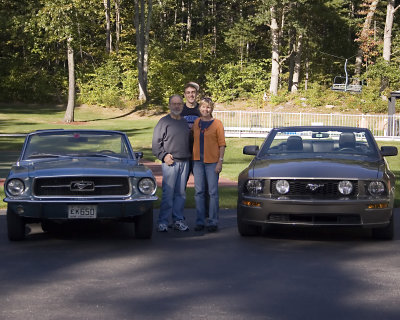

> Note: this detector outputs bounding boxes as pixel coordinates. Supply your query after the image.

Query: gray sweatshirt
[152,114,191,162]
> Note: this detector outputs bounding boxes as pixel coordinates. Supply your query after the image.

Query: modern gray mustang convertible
[3,129,157,241]
[238,126,398,240]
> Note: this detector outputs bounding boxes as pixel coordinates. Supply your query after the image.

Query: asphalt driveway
[1,208,400,320]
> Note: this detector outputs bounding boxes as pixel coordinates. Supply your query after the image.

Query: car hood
[17,157,146,177]
[249,158,384,179]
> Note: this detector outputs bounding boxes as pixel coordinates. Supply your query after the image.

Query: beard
[170,109,182,116]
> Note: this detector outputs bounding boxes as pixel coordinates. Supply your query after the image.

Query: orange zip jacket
[192,118,226,163]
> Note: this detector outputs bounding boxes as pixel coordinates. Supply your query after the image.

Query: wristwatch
[219,157,224,162]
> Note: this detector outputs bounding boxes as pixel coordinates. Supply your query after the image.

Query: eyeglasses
[201,97,213,102]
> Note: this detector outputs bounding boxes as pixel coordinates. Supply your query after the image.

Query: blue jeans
[158,161,189,225]
[193,161,219,226]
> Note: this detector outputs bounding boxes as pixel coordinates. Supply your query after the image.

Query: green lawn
[1,104,400,209]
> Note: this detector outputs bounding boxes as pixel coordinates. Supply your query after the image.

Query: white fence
[213,110,400,140]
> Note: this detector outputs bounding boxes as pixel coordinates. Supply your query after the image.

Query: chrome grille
[271,180,358,198]
[34,177,130,196]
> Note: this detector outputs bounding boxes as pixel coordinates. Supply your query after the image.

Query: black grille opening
[271,180,358,198]
[34,177,130,196]
[268,213,361,224]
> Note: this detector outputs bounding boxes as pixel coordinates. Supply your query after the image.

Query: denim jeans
[158,161,189,225]
[193,161,219,226]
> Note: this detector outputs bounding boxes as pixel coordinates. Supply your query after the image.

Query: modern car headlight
[245,179,263,195]
[138,178,156,195]
[338,180,353,195]
[6,179,25,196]
[275,180,290,195]
[368,181,385,196]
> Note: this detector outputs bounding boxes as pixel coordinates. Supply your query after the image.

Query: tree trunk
[186,0,191,42]
[291,33,303,93]
[212,0,217,56]
[115,0,121,54]
[354,0,379,77]
[269,6,279,96]
[288,28,296,91]
[64,37,75,123]
[134,0,152,102]
[104,0,112,53]
[383,0,399,61]
[181,0,185,49]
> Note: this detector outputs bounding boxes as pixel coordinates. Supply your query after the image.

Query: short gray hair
[169,94,183,104]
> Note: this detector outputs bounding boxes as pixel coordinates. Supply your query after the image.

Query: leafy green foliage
[0,0,399,111]
[79,59,125,107]
[206,60,270,102]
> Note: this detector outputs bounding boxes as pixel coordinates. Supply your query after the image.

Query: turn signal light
[367,203,388,209]
[242,200,261,207]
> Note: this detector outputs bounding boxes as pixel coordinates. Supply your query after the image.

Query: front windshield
[259,128,379,159]
[23,131,132,160]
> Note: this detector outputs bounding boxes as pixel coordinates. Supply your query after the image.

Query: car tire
[134,207,153,239]
[7,207,26,241]
[371,214,394,240]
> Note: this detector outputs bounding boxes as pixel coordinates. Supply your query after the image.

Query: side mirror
[135,151,144,159]
[380,146,398,157]
[243,145,259,155]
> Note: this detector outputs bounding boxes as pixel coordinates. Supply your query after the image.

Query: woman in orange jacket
[192,98,226,232]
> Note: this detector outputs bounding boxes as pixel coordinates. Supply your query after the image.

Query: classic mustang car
[238,126,398,239]
[3,129,157,241]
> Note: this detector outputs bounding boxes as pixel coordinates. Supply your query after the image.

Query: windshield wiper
[84,153,122,160]
[27,153,69,159]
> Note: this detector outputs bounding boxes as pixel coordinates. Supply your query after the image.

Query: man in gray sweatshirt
[152,95,191,232]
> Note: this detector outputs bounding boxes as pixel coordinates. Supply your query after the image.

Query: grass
[1,104,400,209]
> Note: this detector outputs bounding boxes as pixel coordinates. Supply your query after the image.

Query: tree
[134,0,153,101]
[64,37,76,122]
[291,33,303,93]
[383,0,400,62]
[354,0,380,77]
[35,0,83,122]
[104,0,112,53]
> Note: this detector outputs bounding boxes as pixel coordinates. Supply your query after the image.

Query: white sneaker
[173,220,189,231]
[157,224,168,232]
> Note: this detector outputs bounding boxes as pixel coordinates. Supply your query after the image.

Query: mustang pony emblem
[70,181,95,191]
[306,183,324,191]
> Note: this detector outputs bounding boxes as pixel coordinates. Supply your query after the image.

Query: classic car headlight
[6,179,25,196]
[138,178,156,195]
[338,180,353,195]
[368,181,385,196]
[245,179,263,195]
[275,180,290,195]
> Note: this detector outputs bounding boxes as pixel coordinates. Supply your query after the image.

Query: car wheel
[7,207,26,241]
[134,207,153,239]
[237,213,261,236]
[371,214,394,240]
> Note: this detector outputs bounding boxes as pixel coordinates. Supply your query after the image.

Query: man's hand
[215,161,222,173]
[164,153,174,166]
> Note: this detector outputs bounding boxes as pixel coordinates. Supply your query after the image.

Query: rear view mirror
[243,145,259,155]
[380,146,398,157]
[312,132,329,139]
[135,151,144,159]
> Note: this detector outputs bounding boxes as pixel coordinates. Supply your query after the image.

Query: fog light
[367,203,388,209]
[16,206,24,214]
[242,200,261,207]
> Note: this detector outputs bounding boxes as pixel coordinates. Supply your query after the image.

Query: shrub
[78,58,125,107]
[206,60,270,102]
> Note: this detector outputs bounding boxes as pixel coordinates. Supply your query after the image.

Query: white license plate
[68,205,97,219]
